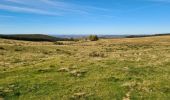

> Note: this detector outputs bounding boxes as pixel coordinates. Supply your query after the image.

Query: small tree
[88,35,99,41]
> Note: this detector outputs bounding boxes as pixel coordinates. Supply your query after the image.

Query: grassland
[0,36,170,100]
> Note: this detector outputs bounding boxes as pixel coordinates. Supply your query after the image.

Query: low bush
[14,48,23,51]
[0,47,5,50]
[54,41,64,45]
[88,35,99,41]
[89,51,105,57]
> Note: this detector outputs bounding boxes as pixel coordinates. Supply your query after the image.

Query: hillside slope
[0,36,170,100]
[0,34,68,42]
[126,33,170,38]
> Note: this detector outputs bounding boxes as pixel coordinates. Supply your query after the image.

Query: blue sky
[0,0,170,35]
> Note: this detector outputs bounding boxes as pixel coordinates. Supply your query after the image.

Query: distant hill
[53,34,127,39]
[126,33,170,38]
[54,33,170,39]
[1,33,170,42]
[0,34,71,42]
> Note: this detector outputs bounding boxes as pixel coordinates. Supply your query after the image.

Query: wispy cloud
[40,0,89,14]
[40,0,110,14]
[5,0,24,4]
[0,0,111,16]
[0,4,61,16]
[133,0,169,12]
[40,0,68,7]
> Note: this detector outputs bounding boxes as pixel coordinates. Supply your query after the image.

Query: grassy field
[0,36,170,100]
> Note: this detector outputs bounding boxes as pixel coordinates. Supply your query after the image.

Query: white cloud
[5,0,24,3]
[0,0,112,17]
[0,4,61,16]
[40,0,89,14]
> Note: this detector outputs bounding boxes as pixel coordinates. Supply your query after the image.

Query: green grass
[0,36,170,100]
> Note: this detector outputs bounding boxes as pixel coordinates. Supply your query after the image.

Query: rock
[71,92,86,99]
[69,66,77,70]
[69,70,87,77]
[123,67,129,70]
[123,92,130,100]
[121,81,136,88]
[70,70,80,77]
[57,67,69,72]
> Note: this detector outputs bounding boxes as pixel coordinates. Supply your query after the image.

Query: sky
[0,0,170,35]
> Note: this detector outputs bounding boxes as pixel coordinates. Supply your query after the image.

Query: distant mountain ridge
[53,34,127,39]
[53,33,170,39]
[126,33,170,38]
[0,33,170,42]
[0,34,70,42]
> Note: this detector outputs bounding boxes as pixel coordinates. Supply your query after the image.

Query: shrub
[89,51,105,57]
[54,41,64,45]
[0,47,5,50]
[88,35,99,41]
[14,48,23,51]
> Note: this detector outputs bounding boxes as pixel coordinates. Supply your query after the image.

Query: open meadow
[0,36,170,100]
